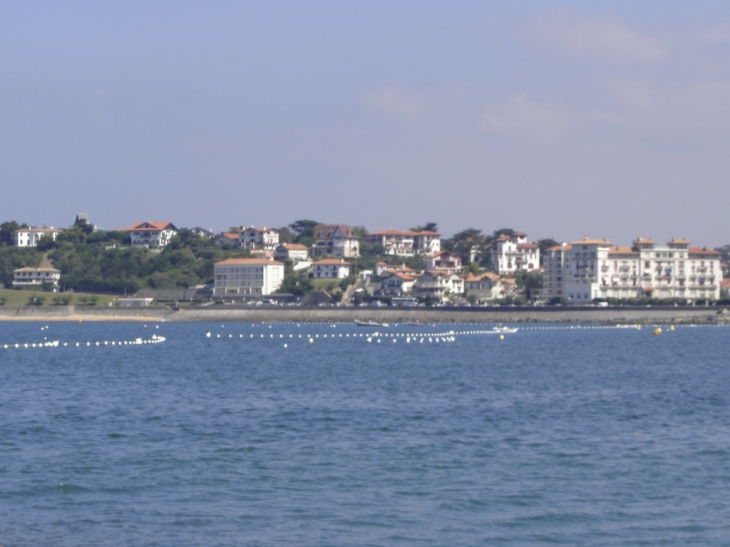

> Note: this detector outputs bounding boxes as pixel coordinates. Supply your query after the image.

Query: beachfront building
[312,224,360,258]
[311,259,351,279]
[12,266,61,290]
[491,232,540,274]
[464,272,516,301]
[547,237,723,303]
[365,229,441,257]
[120,222,178,249]
[14,227,61,247]
[378,271,417,296]
[238,226,279,251]
[212,258,284,297]
[412,270,464,302]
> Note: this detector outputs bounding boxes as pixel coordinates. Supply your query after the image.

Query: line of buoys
[2,335,166,350]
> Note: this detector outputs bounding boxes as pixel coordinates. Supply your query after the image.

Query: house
[249,249,274,260]
[541,243,572,300]
[721,278,730,298]
[378,272,417,296]
[14,227,60,247]
[274,243,310,263]
[412,270,464,301]
[464,272,515,300]
[365,229,441,257]
[238,226,279,250]
[212,232,240,248]
[374,262,416,277]
[312,224,360,258]
[491,232,540,274]
[13,267,61,290]
[424,251,462,274]
[213,258,284,297]
[312,259,351,279]
[120,222,178,248]
[190,227,214,238]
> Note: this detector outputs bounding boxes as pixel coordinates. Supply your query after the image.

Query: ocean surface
[1,320,730,546]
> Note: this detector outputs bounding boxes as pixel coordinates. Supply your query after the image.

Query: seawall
[0,305,727,324]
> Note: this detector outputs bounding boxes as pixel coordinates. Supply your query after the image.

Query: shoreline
[0,305,727,324]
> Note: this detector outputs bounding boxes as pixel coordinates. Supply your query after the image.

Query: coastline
[0,305,728,324]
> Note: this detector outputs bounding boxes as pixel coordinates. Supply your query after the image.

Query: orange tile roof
[121,221,177,232]
[281,243,308,250]
[633,237,655,244]
[609,246,638,255]
[688,247,721,256]
[547,244,572,251]
[570,237,612,246]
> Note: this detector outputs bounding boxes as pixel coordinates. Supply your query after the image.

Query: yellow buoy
[499,335,505,340]
[654,327,662,335]
[669,325,675,331]
[308,338,314,344]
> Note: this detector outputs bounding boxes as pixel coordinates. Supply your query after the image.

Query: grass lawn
[311,278,342,291]
[0,288,118,307]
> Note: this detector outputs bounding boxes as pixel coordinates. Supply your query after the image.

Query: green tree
[278,226,293,244]
[88,295,99,306]
[35,234,57,251]
[27,294,46,306]
[411,222,439,233]
[0,295,8,305]
[470,262,480,275]
[289,220,320,243]
[0,221,27,246]
[537,238,559,266]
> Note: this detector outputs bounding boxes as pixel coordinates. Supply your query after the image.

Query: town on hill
[1,215,728,307]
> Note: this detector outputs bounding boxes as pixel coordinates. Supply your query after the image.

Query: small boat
[406,321,426,327]
[486,326,519,334]
[355,320,380,327]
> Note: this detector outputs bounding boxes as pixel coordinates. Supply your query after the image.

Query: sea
[1,320,729,546]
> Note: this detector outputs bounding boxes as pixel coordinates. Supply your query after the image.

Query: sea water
[1,321,729,546]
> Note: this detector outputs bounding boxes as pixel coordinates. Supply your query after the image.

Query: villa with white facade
[491,232,540,274]
[424,251,462,275]
[13,267,61,290]
[14,227,61,247]
[312,224,360,258]
[543,237,723,302]
[312,259,351,279]
[213,258,284,297]
[273,243,310,263]
[120,222,178,249]
[365,230,440,257]
[238,227,279,251]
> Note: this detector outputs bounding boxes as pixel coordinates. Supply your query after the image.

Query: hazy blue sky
[2,1,730,245]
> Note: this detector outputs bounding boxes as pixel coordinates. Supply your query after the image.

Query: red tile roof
[121,221,177,232]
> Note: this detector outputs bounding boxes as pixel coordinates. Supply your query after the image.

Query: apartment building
[543,237,722,302]
[212,258,284,296]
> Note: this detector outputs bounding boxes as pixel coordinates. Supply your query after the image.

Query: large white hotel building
[543,237,722,302]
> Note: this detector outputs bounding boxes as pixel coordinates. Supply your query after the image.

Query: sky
[2,1,730,246]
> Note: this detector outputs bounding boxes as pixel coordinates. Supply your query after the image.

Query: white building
[312,259,351,279]
[412,270,464,301]
[239,226,279,250]
[213,258,284,297]
[273,243,310,263]
[365,230,440,257]
[491,232,540,274]
[312,224,360,258]
[121,222,178,248]
[14,227,61,247]
[378,272,417,296]
[13,267,61,290]
[424,251,462,275]
[464,272,516,300]
[544,237,723,303]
